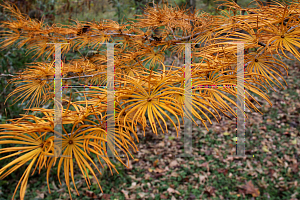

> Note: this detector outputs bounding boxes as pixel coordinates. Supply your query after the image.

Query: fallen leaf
[85,190,97,199]
[272,172,278,179]
[157,141,165,147]
[138,192,147,198]
[121,190,129,199]
[260,126,267,131]
[200,162,210,172]
[199,175,207,184]
[101,193,112,200]
[145,173,151,180]
[237,188,245,198]
[169,136,176,140]
[291,163,299,173]
[169,160,178,168]
[205,150,213,155]
[154,168,165,173]
[153,159,159,167]
[217,168,228,176]
[52,181,58,190]
[35,190,45,199]
[241,180,260,197]
[200,162,208,168]
[167,187,181,195]
[255,164,263,174]
[183,176,190,182]
[266,160,274,167]
[128,182,138,190]
[204,186,216,197]
[171,171,179,177]
[154,173,163,178]
[223,131,230,135]
[262,145,270,153]
[246,160,253,171]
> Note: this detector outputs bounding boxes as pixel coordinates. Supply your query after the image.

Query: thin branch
[169,28,178,40]
[61,72,106,80]
[66,32,155,41]
[0,72,106,81]
[64,29,207,44]
[174,30,209,42]
[0,73,15,77]
[258,41,266,47]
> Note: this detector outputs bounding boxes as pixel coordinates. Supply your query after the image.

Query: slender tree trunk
[117,6,121,24]
[186,0,196,14]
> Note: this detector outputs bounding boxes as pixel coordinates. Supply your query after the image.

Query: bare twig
[0,72,106,81]
[170,28,178,40]
[258,41,266,47]
[66,32,155,41]
[61,72,106,80]
[0,73,15,77]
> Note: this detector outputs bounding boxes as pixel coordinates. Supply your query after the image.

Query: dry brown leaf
[138,192,147,198]
[121,190,129,199]
[101,194,112,200]
[153,159,159,167]
[291,163,299,173]
[217,168,228,176]
[145,173,151,180]
[167,187,181,195]
[200,162,210,172]
[169,160,178,168]
[157,141,165,147]
[154,168,165,173]
[85,190,97,198]
[241,180,260,197]
[204,186,216,197]
[35,190,45,199]
[128,182,138,190]
[199,175,207,185]
[160,194,168,199]
[170,171,179,177]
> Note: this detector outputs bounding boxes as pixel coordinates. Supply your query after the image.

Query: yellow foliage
[0,0,298,199]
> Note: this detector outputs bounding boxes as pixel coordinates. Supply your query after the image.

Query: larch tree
[0,0,299,199]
